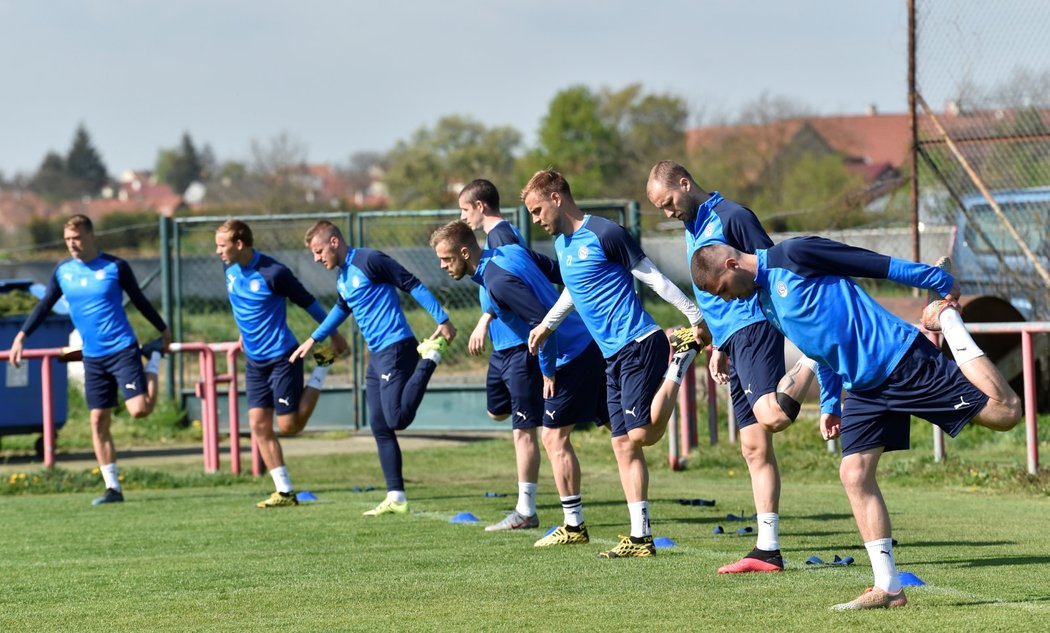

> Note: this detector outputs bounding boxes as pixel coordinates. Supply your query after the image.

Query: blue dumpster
[1,280,73,437]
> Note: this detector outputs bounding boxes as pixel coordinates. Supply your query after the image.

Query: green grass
[1,421,1048,632]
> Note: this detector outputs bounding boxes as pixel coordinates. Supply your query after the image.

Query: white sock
[938,308,985,365]
[269,466,293,493]
[100,462,121,492]
[305,365,330,390]
[627,500,651,538]
[387,490,407,503]
[664,349,697,384]
[865,538,902,593]
[422,350,442,364]
[145,352,161,376]
[516,482,538,517]
[560,494,584,527]
[755,512,780,551]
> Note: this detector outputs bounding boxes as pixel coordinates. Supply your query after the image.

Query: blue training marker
[483,492,508,498]
[805,555,825,565]
[449,512,482,524]
[727,512,757,522]
[898,571,926,586]
[295,491,318,502]
[653,537,675,548]
[712,525,725,534]
[736,526,753,536]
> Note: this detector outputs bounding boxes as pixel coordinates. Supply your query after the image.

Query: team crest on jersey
[776,281,788,297]
[247,279,259,293]
[578,245,589,260]
[704,224,715,237]
[351,275,361,288]
[95,269,106,280]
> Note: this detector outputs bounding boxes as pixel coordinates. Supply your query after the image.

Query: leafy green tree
[599,84,689,198]
[156,133,204,194]
[65,124,109,195]
[385,115,521,209]
[520,85,622,198]
[757,152,866,231]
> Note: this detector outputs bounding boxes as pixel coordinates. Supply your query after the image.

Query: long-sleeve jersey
[224,251,328,361]
[311,247,448,352]
[684,192,772,347]
[483,220,529,351]
[21,254,167,358]
[473,244,591,377]
[754,236,955,415]
[555,215,659,358]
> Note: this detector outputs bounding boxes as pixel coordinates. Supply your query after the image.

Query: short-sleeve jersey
[224,251,320,361]
[555,215,658,358]
[685,192,772,347]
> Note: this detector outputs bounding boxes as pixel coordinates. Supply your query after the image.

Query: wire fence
[914,0,1050,319]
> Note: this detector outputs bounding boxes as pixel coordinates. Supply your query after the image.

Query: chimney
[865,104,878,116]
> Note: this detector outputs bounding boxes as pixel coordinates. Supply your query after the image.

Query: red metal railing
[0,348,61,468]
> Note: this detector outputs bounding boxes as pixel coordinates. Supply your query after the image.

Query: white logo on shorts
[545,409,556,419]
[124,383,137,391]
[381,373,392,381]
[744,384,753,396]
[515,411,527,420]
[278,397,290,406]
[776,281,788,297]
[625,407,636,417]
[953,396,970,410]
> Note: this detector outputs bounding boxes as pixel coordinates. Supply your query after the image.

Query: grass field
[1,417,1048,632]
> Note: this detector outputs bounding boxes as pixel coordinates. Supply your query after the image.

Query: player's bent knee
[488,411,509,421]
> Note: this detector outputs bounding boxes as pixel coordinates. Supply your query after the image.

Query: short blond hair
[217,219,252,247]
[429,220,475,250]
[304,220,343,246]
[520,169,572,202]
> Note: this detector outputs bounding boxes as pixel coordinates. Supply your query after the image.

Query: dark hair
[459,179,500,210]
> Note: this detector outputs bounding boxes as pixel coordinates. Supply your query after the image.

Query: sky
[0,0,1040,178]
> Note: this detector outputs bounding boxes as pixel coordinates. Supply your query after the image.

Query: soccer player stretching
[647,160,817,573]
[8,214,170,505]
[431,219,608,545]
[524,169,707,559]
[291,220,456,517]
[215,220,347,508]
[692,237,1021,609]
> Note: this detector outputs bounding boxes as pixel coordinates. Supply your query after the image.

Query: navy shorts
[83,343,147,410]
[605,332,671,437]
[840,335,989,456]
[721,321,785,430]
[486,345,543,430]
[544,341,609,429]
[245,347,304,415]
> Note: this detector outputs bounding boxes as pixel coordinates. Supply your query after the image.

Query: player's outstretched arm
[468,312,493,356]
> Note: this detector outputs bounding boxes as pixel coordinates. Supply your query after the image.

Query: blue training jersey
[754,236,955,415]
[556,215,658,358]
[685,192,772,347]
[20,254,167,358]
[483,220,528,351]
[224,251,328,361]
[473,244,591,377]
[312,248,448,352]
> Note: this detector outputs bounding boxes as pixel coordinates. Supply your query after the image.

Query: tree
[65,124,109,195]
[249,131,309,213]
[520,85,622,198]
[28,151,82,203]
[156,132,204,194]
[384,115,522,209]
[599,84,689,198]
